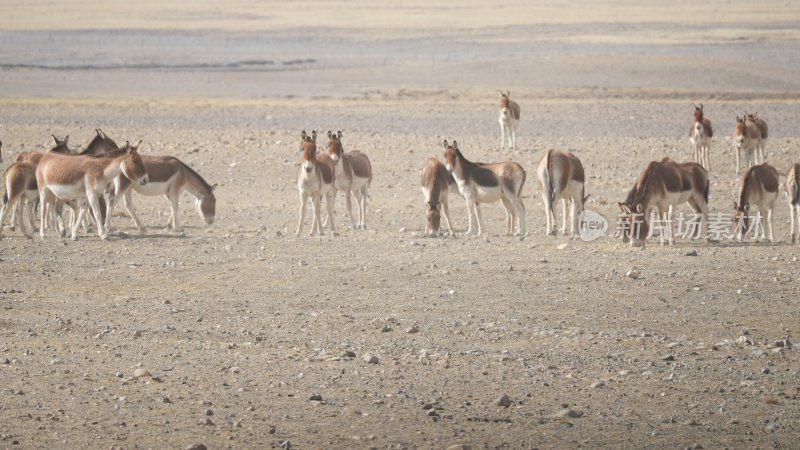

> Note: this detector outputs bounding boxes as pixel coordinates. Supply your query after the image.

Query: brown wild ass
[732,163,779,242]
[296,130,336,236]
[785,163,800,243]
[689,103,712,171]
[733,116,761,174]
[618,158,709,247]
[498,91,520,149]
[106,154,216,232]
[745,112,767,165]
[0,162,39,238]
[420,157,455,237]
[324,130,372,229]
[443,140,526,236]
[536,149,588,237]
[36,141,148,240]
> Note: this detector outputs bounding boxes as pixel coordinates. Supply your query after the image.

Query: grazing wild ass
[745,112,767,165]
[689,104,713,171]
[732,163,779,242]
[420,157,455,237]
[106,154,216,232]
[0,162,39,238]
[498,91,520,149]
[324,130,372,229]
[443,139,526,236]
[36,141,148,240]
[785,163,800,243]
[733,116,761,174]
[536,149,588,237]
[296,130,336,236]
[618,158,709,247]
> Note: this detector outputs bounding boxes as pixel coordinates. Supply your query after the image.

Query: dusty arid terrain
[1,1,799,449]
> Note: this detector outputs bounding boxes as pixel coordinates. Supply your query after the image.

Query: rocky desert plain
[0,1,799,449]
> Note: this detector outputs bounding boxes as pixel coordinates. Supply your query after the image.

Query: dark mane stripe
[179,160,213,192]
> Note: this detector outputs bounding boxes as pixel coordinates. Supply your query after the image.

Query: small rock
[205,409,214,416]
[556,243,568,250]
[426,409,439,417]
[405,325,419,334]
[447,445,471,450]
[551,408,583,418]
[309,394,323,401]
[341,351,356,358]
[683,419,700,426]
[761,367,770,374]
[685,250,698,256]
[626,269,641,279]
[590,381,605,389]
[362,353,379,364]
[280,440,292,449]
[133,368,151,378]
[186,444,207,450]
[619,370,632,376]
[666,342,680,349]
[380,325,392,333]
[495,393,512,407]
[661,355,675,361]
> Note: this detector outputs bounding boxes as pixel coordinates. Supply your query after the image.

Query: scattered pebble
[133,368,151,378]
[495,393,512,407]
[362,353,379,364]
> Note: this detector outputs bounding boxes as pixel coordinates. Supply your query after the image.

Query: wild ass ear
[327,130,333,139]
[452,140,458,150]
[52,134,60,144]
[617,202,630,214]
[301,130,308,140]
[311,130,317,141]
[211,183,218,192]
[699,103,703,110]
[337,130,342,139]
[443,139,449,148]
[131,140,142,152]
[583,194,591,203]
[64,135,69,145]
[506,90,510,97]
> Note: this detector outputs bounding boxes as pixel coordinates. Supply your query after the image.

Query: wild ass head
[326,130,344,165]
[693,103,704,121]
[733,116,747,147]
[197,185,216,225]
[731,201,751,241]
[425,199,442,236]
[617,199,648,247]
[120,140,149,186]
[499,90,515,121]
[442,139,460,173]
[299,130,318,174]
[50,134,77,154]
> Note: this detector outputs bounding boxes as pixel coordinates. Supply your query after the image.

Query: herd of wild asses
[0,131,215,241]
[1,93,799,246]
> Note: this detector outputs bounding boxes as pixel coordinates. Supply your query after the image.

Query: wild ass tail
[703,178,710,204]
[544,149,556,206]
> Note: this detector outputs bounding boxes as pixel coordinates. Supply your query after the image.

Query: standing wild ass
[106,154,216,232]
[536,149,588,237]
[785,163,800,243]
[498,91,520,149]
[0,161,38,238]
[36,141,148,240]
[745,112,768,165]
[296,130,336,236]
[689,104,712,171]
[324,131,372,229]
[420,157,455,237]
[443,139,526,236]
[618,158,709,247]
[732,163,779,242]
[733,116,761,174]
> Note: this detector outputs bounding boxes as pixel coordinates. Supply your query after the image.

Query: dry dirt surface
[1,1,800,449]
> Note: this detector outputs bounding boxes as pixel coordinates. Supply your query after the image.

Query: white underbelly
[474,185,504,202]
[133,181,171,196]
[48,182,87,200]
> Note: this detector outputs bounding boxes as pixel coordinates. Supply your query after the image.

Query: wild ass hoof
[99,234,108,241]
[8,225,15,232]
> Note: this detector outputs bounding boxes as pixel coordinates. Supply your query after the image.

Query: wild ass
[618,158,709,247]
[106,154,216,232]
[784,163,800,243]
[0,162,39,238]
[733,116,761,174]
[732,163,779,242]
[443,139,526,236]
[498,91,520,149]
[296,130,336,236]
[689,103,713,171]
[36,141,148,240]
[536,149,588,237]
[745,112,768,165]
[420,157,455,237]
[324,131,372,229]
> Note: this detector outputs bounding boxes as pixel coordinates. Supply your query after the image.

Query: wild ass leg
[560,199,568,235]
[499,123,506,149]
[69,203,89,241]
[569,199,577,237]
[765,206,774,242]
[122,191,146,231]
[325,192,337,236]
[667,205,676,244]
[541,191,554,236]
[169,193,182,233]
[295,192,308,236]
[704,142,711,172]
[0,198,11,238]
[345,188,357,229]
[322,189,335,228]
[86,193,108,240]
[358,186,368,229]
[510,124,517,150]
[310,193,323,236]
[464,196,478,235]
[500,197,514,236]
[441,198,454,236]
